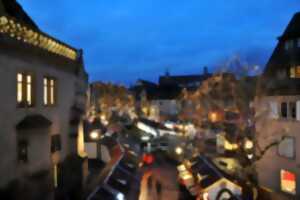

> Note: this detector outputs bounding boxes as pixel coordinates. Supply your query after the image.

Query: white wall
[152,99,180,117]
[0,51,85,187]
[255,96,300,198]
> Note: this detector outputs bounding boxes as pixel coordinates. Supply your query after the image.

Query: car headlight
[116,192,125,200]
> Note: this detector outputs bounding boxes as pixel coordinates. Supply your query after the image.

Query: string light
[0,16,77,60]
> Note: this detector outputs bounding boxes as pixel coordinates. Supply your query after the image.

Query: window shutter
[269,101,278,119]
[296,101,300,121]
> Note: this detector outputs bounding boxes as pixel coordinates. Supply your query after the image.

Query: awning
[16,114,52,130]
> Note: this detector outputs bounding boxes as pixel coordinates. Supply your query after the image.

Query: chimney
[165,67,170,77]
[203,66,208,75]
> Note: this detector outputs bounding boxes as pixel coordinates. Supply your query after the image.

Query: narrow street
[137,153,182,200]
[120,130,195,200]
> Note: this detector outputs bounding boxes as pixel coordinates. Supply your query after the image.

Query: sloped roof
[149,84,182,100]
[190,156,243,189]
[279,12,300,41]
[261,12,300,96]
[0,0,38,30]
[159,74,212,87]
[131,79,181,100]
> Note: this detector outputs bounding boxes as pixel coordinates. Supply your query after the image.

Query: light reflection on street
[138,155,180,200]
[138,170,153,200]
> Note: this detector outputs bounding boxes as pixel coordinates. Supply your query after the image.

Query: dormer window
[285,40,293,50]
[290,66,300,78]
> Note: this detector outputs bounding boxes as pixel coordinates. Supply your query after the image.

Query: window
[18,140,28,163]
[51,134,61,153]
[289,102,296,119]
[298,38,300,48]
[269,101,279,119]
[290,66,300,78]
[17,73,33,106]
[44,77,56,106]
[285,40,293,50]
[278,137,295,159]
[281,102,288,118]
[280,170,296,195]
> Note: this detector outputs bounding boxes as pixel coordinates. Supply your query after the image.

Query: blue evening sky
[18,0,300,85]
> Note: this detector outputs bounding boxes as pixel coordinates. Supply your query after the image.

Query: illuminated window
[280,170,296,195]
[44,77,56,106]
[290,66,300,78]
[298,38,300,48]
[17,73,33,107]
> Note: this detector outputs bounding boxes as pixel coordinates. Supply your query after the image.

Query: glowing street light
[175,147,183,155]
[209,112,218,122]
[244,139,254,149]
[90,130,100,140]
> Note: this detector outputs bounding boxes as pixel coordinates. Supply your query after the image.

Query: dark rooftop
[279,12,300,41]
[0,0,38,30]
[261,12,300,96]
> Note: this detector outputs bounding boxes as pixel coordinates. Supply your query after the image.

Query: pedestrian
[156,181,162,199]
[148,175,153,189]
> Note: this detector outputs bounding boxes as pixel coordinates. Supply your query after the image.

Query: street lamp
[244,139,254,149]
[175,147,183,155]
[116,192,125,200]
[209,111,218,122]
[90,130,100,140]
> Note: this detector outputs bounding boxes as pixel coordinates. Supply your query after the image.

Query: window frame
[277,136,296,160]
[281,102,288,118]
[43,76,57,106]
[289,102,296,119]
[280,169,297,195]
[16,72,34,108]
[289,66,300,78]
[285,40,294,50]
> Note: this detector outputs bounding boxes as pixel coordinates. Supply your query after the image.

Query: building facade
[255,12,300,199]
[0,0,88,196]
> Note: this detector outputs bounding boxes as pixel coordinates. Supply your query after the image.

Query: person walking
[156,181,162,200]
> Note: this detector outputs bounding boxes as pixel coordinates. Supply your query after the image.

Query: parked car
[158,142,169,151]
[90,184,125,200]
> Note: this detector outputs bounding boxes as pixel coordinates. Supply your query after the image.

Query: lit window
[290,67,295,78]
[290,66,300,78]
[278,137,295,159]
[280,170,296,195]
[17,73,33,107]
[298,38,300,48]
[44,77,56,106]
